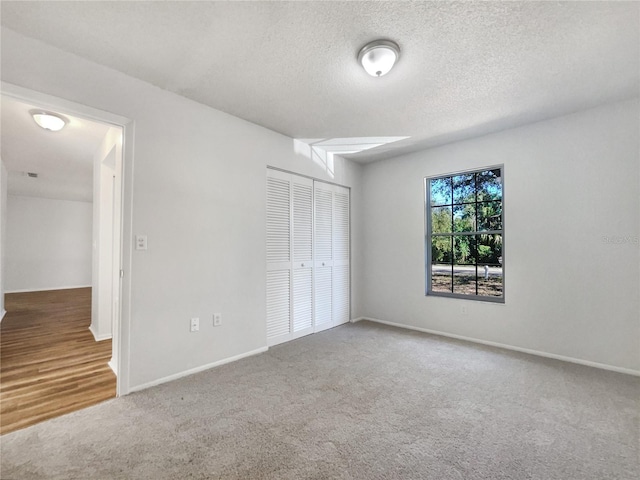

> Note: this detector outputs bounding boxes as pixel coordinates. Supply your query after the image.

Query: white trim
[0,309,6,322]
[108,359,118,376]
[88,325,112,342]
[128,346,269,394]
[5,285,92,294]
[1,82,131,127]
[356,317,640,377]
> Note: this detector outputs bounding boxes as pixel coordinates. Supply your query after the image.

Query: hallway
[1,287,115,434]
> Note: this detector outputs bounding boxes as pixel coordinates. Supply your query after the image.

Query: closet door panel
[332,264,349,326]
[332,185,350,326]
[292,181,313,264]
[292,269,313,332]
[314,182,333,332]
[314,186,333,263]
[266,175,291,267]
[314,266,333,331]
[267,270,291,339]
[333,188,350,263]
[291,177,314,336]
[266,170,292,346]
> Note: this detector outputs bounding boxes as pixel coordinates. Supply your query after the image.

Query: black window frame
[424,165,505,303]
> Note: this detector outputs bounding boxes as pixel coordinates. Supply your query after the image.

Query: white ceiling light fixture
[358,39,400,77]
[30,110,68,132]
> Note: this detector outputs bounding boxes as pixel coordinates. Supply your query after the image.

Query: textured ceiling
[1,95,111,201]
[2,1,638,162]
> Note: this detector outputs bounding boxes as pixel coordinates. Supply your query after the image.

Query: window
[425,167,504,302]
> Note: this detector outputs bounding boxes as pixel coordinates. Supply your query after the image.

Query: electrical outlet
[190,317,199,332]
[135,235,147,250]
[461,305,468,315]
[213,313,222,327]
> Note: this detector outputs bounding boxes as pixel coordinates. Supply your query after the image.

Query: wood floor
[1,288,116,435]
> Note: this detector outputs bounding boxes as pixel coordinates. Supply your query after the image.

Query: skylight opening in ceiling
[300,137,409,155]
[293,137,410,176]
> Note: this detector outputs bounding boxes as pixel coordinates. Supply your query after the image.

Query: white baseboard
[5,285,92,294]
[128,346,269,394]
[108,359,118,376]
[88,325,112,342]
[352,317,640,377]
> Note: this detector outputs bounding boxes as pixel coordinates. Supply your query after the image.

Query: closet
[266,169,350,347]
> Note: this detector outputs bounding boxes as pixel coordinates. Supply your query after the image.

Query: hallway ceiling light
[358,39,400,77]
[30,110,67,131]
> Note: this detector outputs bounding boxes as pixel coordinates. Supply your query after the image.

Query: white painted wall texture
[5,195,93,292]
[360,99,640,372]
[1,29,363,390]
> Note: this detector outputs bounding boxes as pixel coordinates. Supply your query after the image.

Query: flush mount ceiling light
[358,39,400,77]
[30,110,68,132]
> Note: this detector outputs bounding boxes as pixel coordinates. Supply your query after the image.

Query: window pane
[453,264,476,295]
[431,235,453,293]
[431,236,452,264]
[431,207,452,233]
[477,267,503,297]
[431,263,452,293]
[476,169,502,202]
[477,201,502,231]
[453,236,475,265]
[476,234,502,265]
[476,234,503,297]
[453,204,475,232]
[453,174,475,204]
[430,177,452,206]
[453,236,478,295]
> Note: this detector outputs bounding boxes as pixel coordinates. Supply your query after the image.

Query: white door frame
[1,81,134,396]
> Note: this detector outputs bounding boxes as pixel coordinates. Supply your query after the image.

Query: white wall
[91,127,123,343]
[0,158,7,319]
[360,98,640,372]
[5,195,93,292]
[0,29,363,390]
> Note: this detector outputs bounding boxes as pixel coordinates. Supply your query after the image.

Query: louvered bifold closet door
[291,176,314,337]
[268,170,350,345]
[313,181,334,333]
[266,170,293,346]
[332,185,350,326]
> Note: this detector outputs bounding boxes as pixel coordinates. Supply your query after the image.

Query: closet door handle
[301,263,305,267]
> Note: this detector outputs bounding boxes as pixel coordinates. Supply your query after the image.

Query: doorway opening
[0,85,131,433]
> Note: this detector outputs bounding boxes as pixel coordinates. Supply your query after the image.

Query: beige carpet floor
[1,320,638,479]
